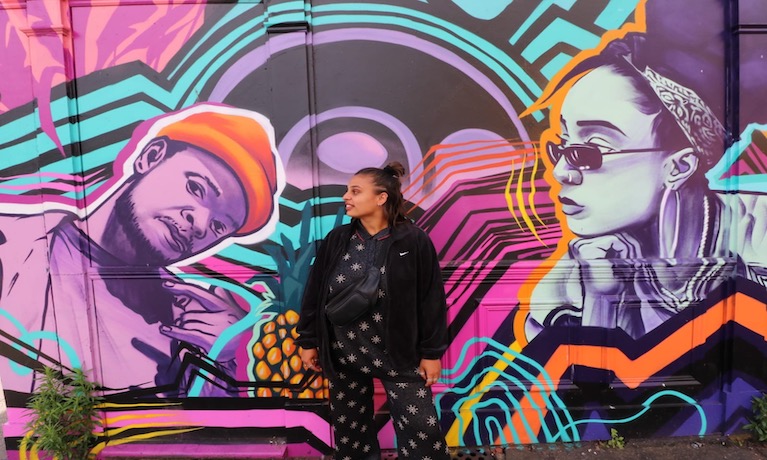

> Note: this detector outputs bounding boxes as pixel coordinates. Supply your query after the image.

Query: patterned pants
[328,369,450,460]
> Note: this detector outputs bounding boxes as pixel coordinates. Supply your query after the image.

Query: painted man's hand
[160,279,247,362]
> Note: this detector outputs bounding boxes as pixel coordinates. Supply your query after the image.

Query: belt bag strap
[325,238,389,326]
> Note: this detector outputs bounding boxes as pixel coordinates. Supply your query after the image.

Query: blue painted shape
[594,0,639,30]
[509,0,577,45]
[707,123,767,193]
[540,52,573,80]
[314,3,542,94]
[436,337,579,445]
[452,0,514,20]
[0,309,83,374]
[168,3,264,80]
[265,0,306,26]
[557,390,708,437]
[521,17,600,64]
[185,274,275,396]
[0,112,36,143]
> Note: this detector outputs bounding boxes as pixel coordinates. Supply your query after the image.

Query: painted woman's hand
[570,232,642,295]
[418,358,442,387]
[570,233,642,328]
[160,279,247,362]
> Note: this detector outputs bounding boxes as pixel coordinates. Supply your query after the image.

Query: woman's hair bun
[383,161,406,178]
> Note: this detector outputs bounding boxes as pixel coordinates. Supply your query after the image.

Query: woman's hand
[418,358,441,387]
[299,347,322,372]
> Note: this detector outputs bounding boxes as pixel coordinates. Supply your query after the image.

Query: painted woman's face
[553,66,668,237]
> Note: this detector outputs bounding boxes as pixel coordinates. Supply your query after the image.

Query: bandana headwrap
[641,66,726,168]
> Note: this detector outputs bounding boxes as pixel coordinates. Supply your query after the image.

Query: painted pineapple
[250,203,344,398]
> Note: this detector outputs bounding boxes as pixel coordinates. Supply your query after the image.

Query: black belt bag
[325,245,387,326]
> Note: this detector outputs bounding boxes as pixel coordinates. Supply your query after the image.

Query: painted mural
[1,0,766,457]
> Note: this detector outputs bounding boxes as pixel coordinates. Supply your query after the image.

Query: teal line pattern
[0,111,37,141]
[0,0,645,183]
[1,0,637,180]
[314,3,542,103]
[437,337,577,445]
[451,0,514,21]
[555,390,707,438]
[438,337,707,444]
[179,274,275,396]
[521,17,600,64]
[167,3,265,80]
[245,282,278,396]
[540,52,573,80]
[594,0,637,30]
[0,309,82,375]
[509,0,578,45]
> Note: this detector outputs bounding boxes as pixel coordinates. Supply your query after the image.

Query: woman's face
[343,174,387,220]
[553,66,668,237]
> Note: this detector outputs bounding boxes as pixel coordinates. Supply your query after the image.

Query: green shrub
[745,393,767,442]
[605,428,625,449]
[26,367,104,460]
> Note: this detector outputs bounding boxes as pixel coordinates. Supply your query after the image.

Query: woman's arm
[295,229,337,350]
[415,230,448,360]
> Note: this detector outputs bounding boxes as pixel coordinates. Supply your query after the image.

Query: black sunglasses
[545,141,665,171]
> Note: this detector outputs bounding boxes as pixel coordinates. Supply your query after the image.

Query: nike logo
[399,251,409,256]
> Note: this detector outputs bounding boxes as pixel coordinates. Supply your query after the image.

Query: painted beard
[104,184,173,266]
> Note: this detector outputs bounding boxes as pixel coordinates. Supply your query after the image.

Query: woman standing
[295,162,450,460]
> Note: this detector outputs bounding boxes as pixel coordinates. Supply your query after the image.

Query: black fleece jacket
[295,220,448,377]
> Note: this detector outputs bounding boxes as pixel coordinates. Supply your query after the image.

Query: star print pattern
[328,227,415,381]
[327,227,449,460]
[329,372,448,459]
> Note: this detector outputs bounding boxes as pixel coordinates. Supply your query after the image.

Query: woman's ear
[663,147,699,190]
[134,137,169,174]
[377,191,389,206]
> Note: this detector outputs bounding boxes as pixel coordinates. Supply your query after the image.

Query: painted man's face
[552,66,668,237]
[113,146,247,265]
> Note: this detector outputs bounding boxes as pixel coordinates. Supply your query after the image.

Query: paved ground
[100,435,767,459]
[442,435,767,460]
